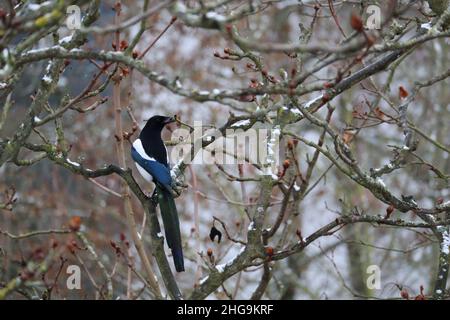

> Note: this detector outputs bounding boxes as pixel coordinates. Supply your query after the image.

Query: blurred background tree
[0,0,449,300]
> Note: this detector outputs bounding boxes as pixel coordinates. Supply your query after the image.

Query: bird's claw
[171,182,187,198]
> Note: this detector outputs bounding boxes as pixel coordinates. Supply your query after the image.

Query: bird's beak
[164,116,176,124]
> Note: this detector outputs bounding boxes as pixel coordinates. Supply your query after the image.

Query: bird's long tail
[155,184,185,272]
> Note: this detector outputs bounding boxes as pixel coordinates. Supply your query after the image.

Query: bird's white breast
[135,163,153,183]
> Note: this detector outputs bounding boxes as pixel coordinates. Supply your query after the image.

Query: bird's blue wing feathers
[131,146,172,190]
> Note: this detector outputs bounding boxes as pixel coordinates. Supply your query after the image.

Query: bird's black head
[142,115,176,133]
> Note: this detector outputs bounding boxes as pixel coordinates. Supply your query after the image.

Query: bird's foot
[150,193,159,207]
[171,182,187,198]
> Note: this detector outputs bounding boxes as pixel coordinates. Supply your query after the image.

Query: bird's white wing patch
[132,139,156,183]
[132,139,156,161]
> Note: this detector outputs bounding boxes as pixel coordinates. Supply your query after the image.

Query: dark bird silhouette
[131,115,184,272]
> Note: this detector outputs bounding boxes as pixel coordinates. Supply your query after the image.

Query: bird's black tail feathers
[155,185,185,272]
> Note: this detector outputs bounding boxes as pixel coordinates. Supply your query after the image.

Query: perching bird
[131,115,184,272]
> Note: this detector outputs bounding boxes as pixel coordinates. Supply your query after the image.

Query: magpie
[131,115,185,272]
